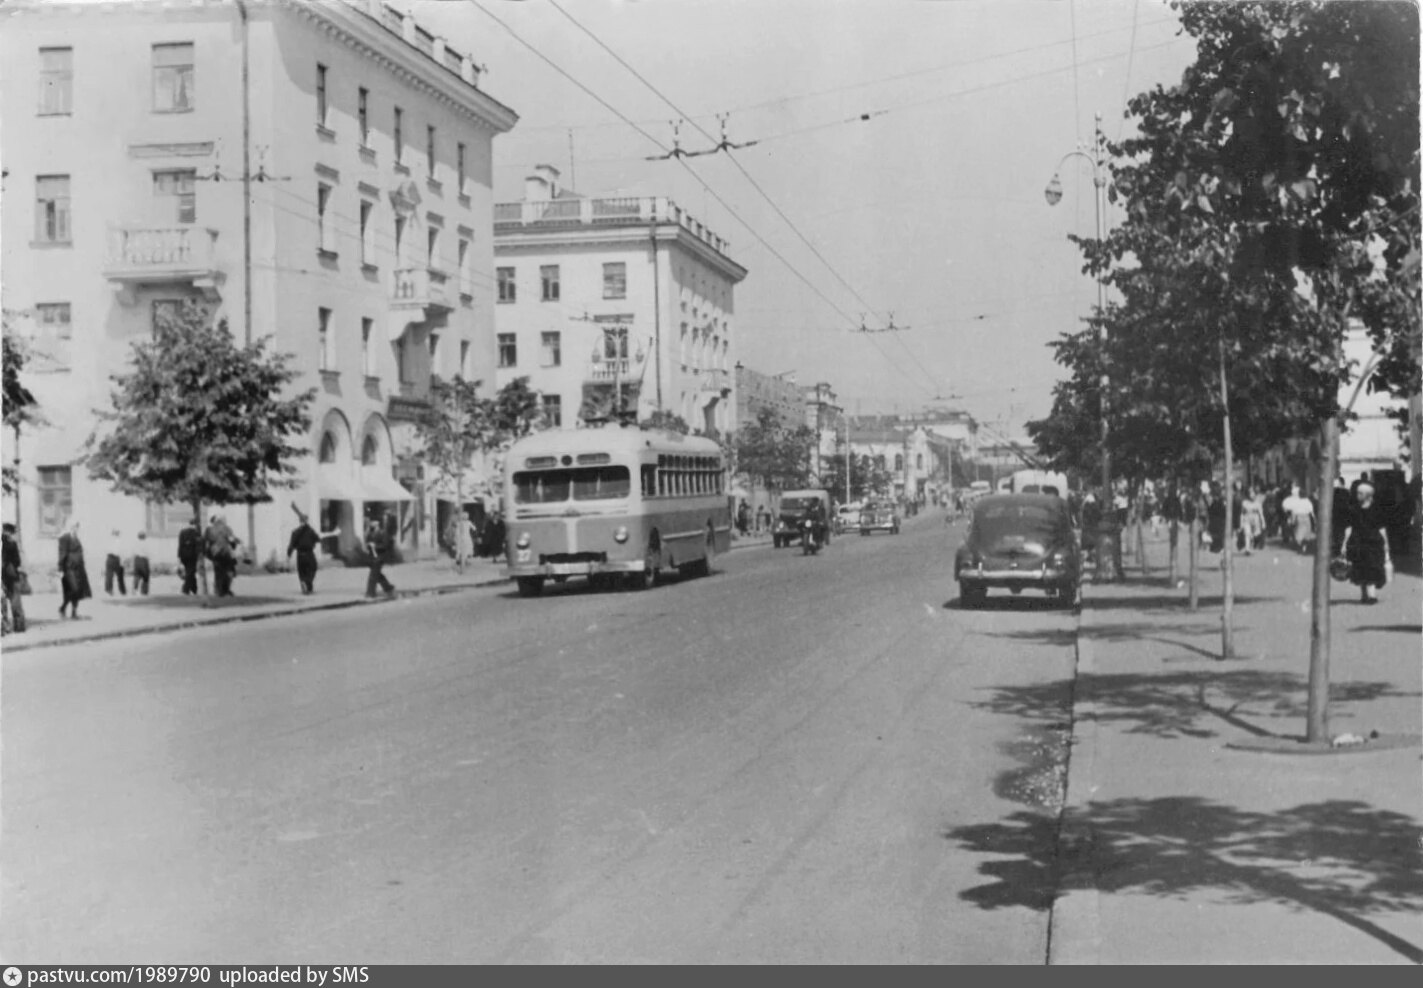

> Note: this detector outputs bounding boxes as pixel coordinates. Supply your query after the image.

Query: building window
[153,170,196,224]
[38,47,73,115]
[543,394,562,428]
[456,142,466,194]
[393,106,404,164]
[145,501,192,537]
[540,264,560,302]
[361,435,378,466]
[316,63,328,127]
[394,216,406,266]
[361,317,375,377]
[37,466,72,536]
[497,332,517,368]
[540,331,561,368]
[679,322,688,364]
[357,87,369,146]
[318,307,333,371]
[428,332,440,374]
[396,336,410,383]
[316,183,334,254]
[459,340,471,378]
[497,267,515,303]
[35,175,71,244]
[603,262,626,299]
[894,454,904,472]
[427,226,440,270]
[152,42,194,112]
[457,238,471,294]
[426,124,436,179]
[359,201,374,265]
[602,326,629,362]
[318,432,338,463]
[36,303,72,340]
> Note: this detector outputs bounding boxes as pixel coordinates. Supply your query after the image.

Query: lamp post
[1046,111,1111,572]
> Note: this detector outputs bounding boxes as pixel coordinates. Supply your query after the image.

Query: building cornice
[495,223,748,284]
[276,0,519,136]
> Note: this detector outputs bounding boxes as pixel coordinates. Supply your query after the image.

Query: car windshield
[782,498,816,512]
[513,466,631,503]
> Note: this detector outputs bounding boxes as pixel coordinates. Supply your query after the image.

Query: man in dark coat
[204,514,239,597]
[287,511,337,595]
[364,515,396,598]
[2,522,26,634]
[57,520,92,619]
[177,518,202,595]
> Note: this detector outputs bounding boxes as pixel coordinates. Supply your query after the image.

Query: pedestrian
[736,500,750,536]
[57,520,92,619]
[1282,484,1314,553]
[364,515,396,598]
[1330,475,1354,557]
[2,522,27,635]
[177,517,202,595]
[1341,481,1392,605]
[756,505,770,534]
[204,514,239,597]
[131,531,151,595]
[104,528,128,596]
[1206,482,1227,553]
[287,511,336,595]
[482,509,506,562]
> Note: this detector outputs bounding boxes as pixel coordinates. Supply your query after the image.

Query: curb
[1,576,509,653]
[1046,588,1102,966]
[6,538,777,654]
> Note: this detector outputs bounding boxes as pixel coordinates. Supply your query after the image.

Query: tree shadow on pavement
[1081,593,1274,613]
[944,797,1423,962]
[971,669,1415,741]
[108,594,300,609]
[1350,624,1423,635]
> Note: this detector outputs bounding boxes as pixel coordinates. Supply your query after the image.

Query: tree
[3,323,40,497]
[85,299,316,593]
[1060,2,1418,736]
[733,408,817,493]
[416,375,494,572]
[490,376,545,443]
[821,452,892,503]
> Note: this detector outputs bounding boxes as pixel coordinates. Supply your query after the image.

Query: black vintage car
[954,493,1081,607]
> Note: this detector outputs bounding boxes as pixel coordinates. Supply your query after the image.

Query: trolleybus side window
[642,465,656,497]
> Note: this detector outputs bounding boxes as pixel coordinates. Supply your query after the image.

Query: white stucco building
[492,166,748,437]
[2,0,517,565]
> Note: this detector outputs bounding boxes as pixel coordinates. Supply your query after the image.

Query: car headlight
[613,526,629,544]
[515,532,531,549]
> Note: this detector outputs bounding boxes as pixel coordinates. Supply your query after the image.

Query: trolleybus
[503,426,732,596]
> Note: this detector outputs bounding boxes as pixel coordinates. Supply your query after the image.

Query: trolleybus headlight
[515,532,532,549]
[613,526,629,544]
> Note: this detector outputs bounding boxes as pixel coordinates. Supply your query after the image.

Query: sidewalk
[1,530,778,654]
[1051,533,1423,964]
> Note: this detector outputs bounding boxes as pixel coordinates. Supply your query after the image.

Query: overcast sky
[407,0,1200,432]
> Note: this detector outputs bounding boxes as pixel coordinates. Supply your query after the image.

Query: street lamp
[1046,111,1112,573]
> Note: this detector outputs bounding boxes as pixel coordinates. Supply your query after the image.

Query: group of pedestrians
[100,529,152,596]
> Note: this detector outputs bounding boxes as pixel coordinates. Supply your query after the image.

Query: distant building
[735,365,802,432]
[802,381,844,484]
[492,165,747,437]
[2,0,517,563]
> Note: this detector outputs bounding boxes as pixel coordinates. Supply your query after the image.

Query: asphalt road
[2,510,1079,964]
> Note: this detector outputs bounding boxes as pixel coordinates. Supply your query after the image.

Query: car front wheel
[960,584,986,608]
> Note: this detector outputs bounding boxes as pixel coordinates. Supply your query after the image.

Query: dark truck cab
[773,489,832,548]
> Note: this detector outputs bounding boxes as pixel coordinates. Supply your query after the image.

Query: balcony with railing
[587,357,633,383]
[391,267,452,311]
[103,225,222,301]
[494,196,731,255]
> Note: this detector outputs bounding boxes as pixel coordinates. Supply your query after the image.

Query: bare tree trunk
[1168,517,1179,586]
[193,499,210,597]
[1188,509,1200,612]
[1135,490,1148,577]
[1307,417,1339,742]
[1219,339,1235,660]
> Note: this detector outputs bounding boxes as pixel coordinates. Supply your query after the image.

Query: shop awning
[362,470,414,502]
[315,467,365,502]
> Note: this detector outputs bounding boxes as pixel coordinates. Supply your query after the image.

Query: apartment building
[1,0,518,564]
[492,165,748,436]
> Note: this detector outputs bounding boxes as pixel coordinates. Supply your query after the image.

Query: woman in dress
[1341,481,1392,604]
[57,520,93,619]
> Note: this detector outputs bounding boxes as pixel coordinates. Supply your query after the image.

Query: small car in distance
[859,501,900,536]
[955,493,1080,607]
[835,502,863,534]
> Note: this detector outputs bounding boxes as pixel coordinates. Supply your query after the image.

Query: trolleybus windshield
[513,466,632,504]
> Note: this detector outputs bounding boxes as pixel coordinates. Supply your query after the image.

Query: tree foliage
[639,410,691,435]
[821,452,894,502]
[84,299,316,513]
[2,321,40,496]
[732,408,817,492]
[416,375,547,496]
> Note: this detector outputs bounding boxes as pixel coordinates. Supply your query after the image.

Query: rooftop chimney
[535,163,562,198]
